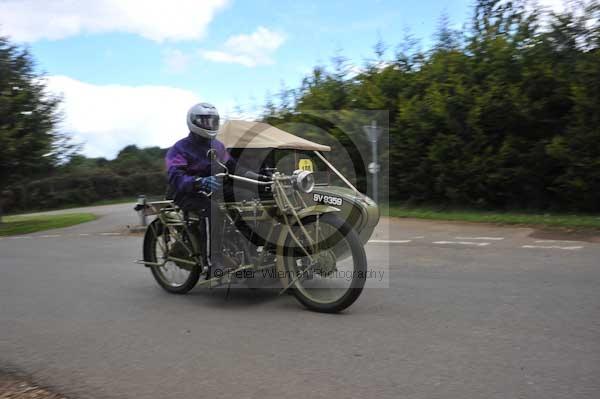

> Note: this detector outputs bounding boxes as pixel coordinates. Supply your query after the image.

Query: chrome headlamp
[292,169,315,193]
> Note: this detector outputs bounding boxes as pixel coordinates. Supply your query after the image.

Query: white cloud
[220,100,262,121]
[0,0,228,42]
[46,76,200,158]
[538,0,596,15]
[200,26,286,67]
[537,0,566,12]
[163,49,191,73]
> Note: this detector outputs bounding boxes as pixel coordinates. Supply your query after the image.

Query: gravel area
[0,373,67,399]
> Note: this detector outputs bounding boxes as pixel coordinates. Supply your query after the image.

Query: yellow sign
[298,159,314,172]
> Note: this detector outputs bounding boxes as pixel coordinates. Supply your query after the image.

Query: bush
[6,171,168,212]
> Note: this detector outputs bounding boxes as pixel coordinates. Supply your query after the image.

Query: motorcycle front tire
[283,213,367,313]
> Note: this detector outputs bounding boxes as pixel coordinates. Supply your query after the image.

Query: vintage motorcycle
[137,120,379,313]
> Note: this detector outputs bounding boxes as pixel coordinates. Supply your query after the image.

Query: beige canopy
[216,120,331,152]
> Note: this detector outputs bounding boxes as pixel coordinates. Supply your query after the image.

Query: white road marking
[368,240,412,244]
[79,233,90,236]
[411,236,425,239]
[522,245,583,250]
[433,241,490,247]
[455,236,504,240]
[8,236,32,240]
[39,234,61,238]
[100,232,121,236]
[534,240,582,244]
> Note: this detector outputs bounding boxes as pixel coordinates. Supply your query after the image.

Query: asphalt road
[1,203,599,399]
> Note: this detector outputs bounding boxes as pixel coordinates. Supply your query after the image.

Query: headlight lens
[293,170,315,193]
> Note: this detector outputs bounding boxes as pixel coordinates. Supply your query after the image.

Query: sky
[0,0,565,158]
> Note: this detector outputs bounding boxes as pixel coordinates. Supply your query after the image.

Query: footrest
[134,259,161,267]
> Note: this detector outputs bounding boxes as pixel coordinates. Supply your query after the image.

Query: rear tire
[143,219,201,294]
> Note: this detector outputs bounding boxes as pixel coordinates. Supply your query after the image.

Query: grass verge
[0,213,97,236]
[383,204,600,230]
[4,196,141,216]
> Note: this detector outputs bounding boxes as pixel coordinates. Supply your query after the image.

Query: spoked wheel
[143,220,201,294]
[283,213,367,313]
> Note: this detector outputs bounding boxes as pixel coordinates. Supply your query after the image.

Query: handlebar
[200,170,309,197]
[214,172,273,186]
[243,171,269,181]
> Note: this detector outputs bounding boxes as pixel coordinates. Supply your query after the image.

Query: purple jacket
[165,134,232,194]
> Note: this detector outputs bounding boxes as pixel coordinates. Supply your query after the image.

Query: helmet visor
[192,114,220,131]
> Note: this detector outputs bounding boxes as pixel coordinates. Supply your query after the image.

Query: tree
[0,36,74,221]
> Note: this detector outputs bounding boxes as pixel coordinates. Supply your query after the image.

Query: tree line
[3,145,168,212]
[262,0,600,212]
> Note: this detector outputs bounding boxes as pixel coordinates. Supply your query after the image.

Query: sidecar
[217,120,380,245]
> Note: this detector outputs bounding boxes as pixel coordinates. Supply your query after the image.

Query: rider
[165,102,235,273]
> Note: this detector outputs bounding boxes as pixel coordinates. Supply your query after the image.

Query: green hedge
[5,172,167,212]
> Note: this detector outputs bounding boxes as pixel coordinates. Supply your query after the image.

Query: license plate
[313,193,343,206]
